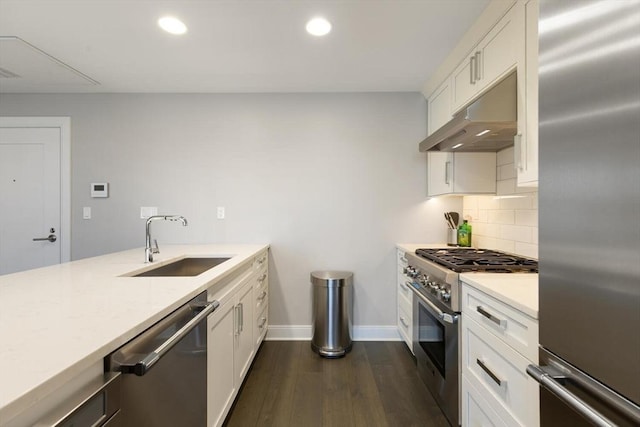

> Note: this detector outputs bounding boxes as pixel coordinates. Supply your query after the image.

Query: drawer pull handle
[477,358,504,387]
[257,291,267,301]
[258,273,267,283]
[258,317,267,329]
[476,306,506,327]
[400,316,410,328]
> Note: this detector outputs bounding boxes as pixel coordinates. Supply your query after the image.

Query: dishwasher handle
[121,300,219,376]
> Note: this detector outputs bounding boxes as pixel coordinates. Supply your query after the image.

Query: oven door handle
[407,282,458,324]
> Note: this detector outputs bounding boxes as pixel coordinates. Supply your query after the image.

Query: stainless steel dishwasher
[106,291,219,427]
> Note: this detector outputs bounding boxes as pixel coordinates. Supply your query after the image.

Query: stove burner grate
[415,248,538,273]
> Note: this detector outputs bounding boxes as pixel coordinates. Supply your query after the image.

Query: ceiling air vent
[0,67,20,78]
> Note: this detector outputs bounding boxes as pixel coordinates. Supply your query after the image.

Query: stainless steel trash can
[310,270,353,357]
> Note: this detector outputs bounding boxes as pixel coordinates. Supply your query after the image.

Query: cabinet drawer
[462,284,538,362]
[462,316,539,426]
[253,251,268,271]
[255,304,268,346]
[462,374,508,427]
[397,279,412,309]
[397,305,413,353]
[255,289,268,313]
[255,270,268,293]
[397,249,409,266]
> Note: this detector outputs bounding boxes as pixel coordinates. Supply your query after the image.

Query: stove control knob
[441,291,451,302]
[403,266,417,278]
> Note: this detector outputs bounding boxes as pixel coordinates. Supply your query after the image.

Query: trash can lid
[310,270,353,287]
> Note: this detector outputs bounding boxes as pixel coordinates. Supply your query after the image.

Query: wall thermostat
[91,182,109,198]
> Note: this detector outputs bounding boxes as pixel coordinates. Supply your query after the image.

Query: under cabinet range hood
[420,72,517,152]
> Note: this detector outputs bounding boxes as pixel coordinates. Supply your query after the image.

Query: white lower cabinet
[396,249,413,353]
[234,280,256,383]
[253,267,269,347]
[207,297,237,427]
[207,250,269,427]
[461,282,539,427]
[462,375,509,427]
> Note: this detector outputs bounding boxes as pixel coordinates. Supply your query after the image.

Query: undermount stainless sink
[131,257,231,277]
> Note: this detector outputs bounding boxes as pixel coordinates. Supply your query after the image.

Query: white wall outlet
[83,207,91,219]
[217,207,225,219]
[140,207,158,219]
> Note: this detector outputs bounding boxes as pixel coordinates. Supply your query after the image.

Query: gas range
[404,248,538,313]
[404,247,538,426]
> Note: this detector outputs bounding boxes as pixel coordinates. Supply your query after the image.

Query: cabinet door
[207,299,236,427]
[452,153,496,194]
[427,152,454,196]
[427,79,452,135]
[428,152,496,196]
[477,2,521,92]
[451,55,477,113]
[234,281,255,384]
[462,374,509,427]
[516,0,539,186]
[452,3,523,113]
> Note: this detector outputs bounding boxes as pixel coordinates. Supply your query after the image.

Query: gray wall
[0,93,461,328]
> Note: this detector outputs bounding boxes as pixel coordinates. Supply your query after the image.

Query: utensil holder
[447,229,458,246]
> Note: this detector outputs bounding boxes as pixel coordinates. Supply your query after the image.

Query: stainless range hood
[419,72,517,152]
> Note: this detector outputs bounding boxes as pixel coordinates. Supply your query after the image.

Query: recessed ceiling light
[306,17,332,36]
[158,16,187,35]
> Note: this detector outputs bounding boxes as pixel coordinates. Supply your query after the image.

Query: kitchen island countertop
[0,244,268,425]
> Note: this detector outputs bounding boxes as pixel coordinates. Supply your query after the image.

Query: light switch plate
[83,207,91,219]
[217,207,225,219]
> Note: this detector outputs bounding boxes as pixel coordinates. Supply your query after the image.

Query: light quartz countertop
[0,244,268,424]
[459,273,538,319]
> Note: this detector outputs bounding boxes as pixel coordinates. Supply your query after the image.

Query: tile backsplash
[462,147,538,259]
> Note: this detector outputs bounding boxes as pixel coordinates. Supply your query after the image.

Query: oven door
[411,286,459,426]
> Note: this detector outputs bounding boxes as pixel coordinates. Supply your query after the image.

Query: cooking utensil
[450,212,459,227]
[444,213,454,229]
[444,212,456,229]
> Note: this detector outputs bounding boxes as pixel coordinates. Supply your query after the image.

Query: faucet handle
[153,239,160,254]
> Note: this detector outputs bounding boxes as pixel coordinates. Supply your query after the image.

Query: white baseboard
[265,325,402,341]
[266,325,312,341]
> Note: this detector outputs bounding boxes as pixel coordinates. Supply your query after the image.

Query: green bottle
[457,220,472,247]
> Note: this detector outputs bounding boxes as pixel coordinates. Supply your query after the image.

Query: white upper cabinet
[427,79,452,136]
[515,0,539,186]
[428,152,496,197]
[424,0,538,188]
[451,2,523,114]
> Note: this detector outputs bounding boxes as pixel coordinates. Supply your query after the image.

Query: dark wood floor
[224,341,450,427]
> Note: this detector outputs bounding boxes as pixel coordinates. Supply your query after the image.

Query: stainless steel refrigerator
[526,0,640,426]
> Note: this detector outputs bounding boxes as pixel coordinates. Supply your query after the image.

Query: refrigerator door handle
[527,364,640,427]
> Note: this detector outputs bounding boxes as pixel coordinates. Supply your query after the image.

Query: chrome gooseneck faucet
[145,215,188,262]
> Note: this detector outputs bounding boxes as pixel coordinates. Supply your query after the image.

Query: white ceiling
[0,0,490,94]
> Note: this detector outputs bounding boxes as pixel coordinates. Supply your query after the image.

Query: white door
[0,117,70,275]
